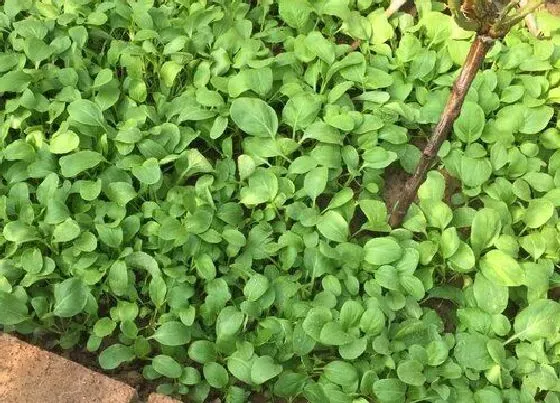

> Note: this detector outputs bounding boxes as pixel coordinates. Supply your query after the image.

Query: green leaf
[3,221,39,243]
[132,158,161,185]
[303,307,332,340]
[160,61,183,87]
[473,274,508,314]
[364,237,402,265]
[418,172,444,203]
[0,70,31,92]
[24,38,53,63]
[319,322,354,345]
[479,250,525,287]
[369,11,394,44]
[360,307,385,335]
[106,182,136,206]
[227,344,254,384]
[216,307,244,339]
[151,321,191,346]
[0,292,28,325]
[454,102,485,143]
[194,254,216,281]
[53,278,89,317]
[339,300,364,329]
[244,274,269,302]
[278,0,313,28]
[149,276,166,308]
[99,344,135,370]
[523,199,554,228]
[513,299,560,341]
[470,208,501,256]
[67,99,105,127]
[459,156,492,187]
[519,105,554,134]
[274,372,308,398]
[454,332,493,371]
[52,218,80,243]
[362,147,398,169]
[96,224,123,249]
[305,32,335,64]
[240,169,278,205]
[49,130,80,154]
[203,362,229,389]
[250,356,283,384]
[440,227,460,259]
[397,360,425,386]
[304,166,328,200]
[422,200,453,230]
[399,274,425,300]
[228,68,273,98]
[372,379,406,403]
[59,151,104,177]
[230,98,278,138]
[283,94,322,130]
[93,317,117,338]
[323,361,358,388]
[152,354,183,379]
[188,340,217,364]
[317,211,348,242]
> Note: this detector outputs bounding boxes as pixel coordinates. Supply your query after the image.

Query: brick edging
[0,333,183,403]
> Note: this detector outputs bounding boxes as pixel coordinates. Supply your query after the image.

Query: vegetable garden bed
[2,0,560,402]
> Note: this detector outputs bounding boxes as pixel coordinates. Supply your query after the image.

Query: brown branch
[388,35,495,228]
[385,0,408,16]
[520,0,540,36]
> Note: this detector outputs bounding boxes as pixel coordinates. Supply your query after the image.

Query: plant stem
[388,34,495,228]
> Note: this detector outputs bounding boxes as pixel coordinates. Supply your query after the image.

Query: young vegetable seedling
[388,0,545,228]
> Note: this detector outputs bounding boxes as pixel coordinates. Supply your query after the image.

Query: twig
[388,35,495,228]
[385,0,408,16]
[519,0,540,36]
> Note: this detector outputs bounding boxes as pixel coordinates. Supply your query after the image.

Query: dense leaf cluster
[2,0,560,402]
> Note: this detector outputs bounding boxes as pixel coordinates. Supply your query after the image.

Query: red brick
[0,333,137,403]
[147,393,183,403]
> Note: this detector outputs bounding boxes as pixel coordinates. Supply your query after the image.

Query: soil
[546,0,560,15]
[0,333,137,403]
[383,163,410,215]
[439,168,461,206]
[383,151,462,217]
[422,298,457,333]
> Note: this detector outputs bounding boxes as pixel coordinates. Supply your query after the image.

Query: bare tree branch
[388,35,495,228]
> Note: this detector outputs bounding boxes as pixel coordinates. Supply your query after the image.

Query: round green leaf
[151,321,191,346]
[323,361,358,388]
[523,199,554,228]
[316,211,348,243]
[49,130,79,154]
[53,278,89,317]
[59,151,103,177]
[152,354,183,379]
[250,355,283,385]
[203,362,229,389]
[188,340,217,364]
[132,158,161,185]
[230,98,278,138]
[364,237,402,265]
[479,250,525,287]
[98,344,135,370]
[0,292,28,325]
